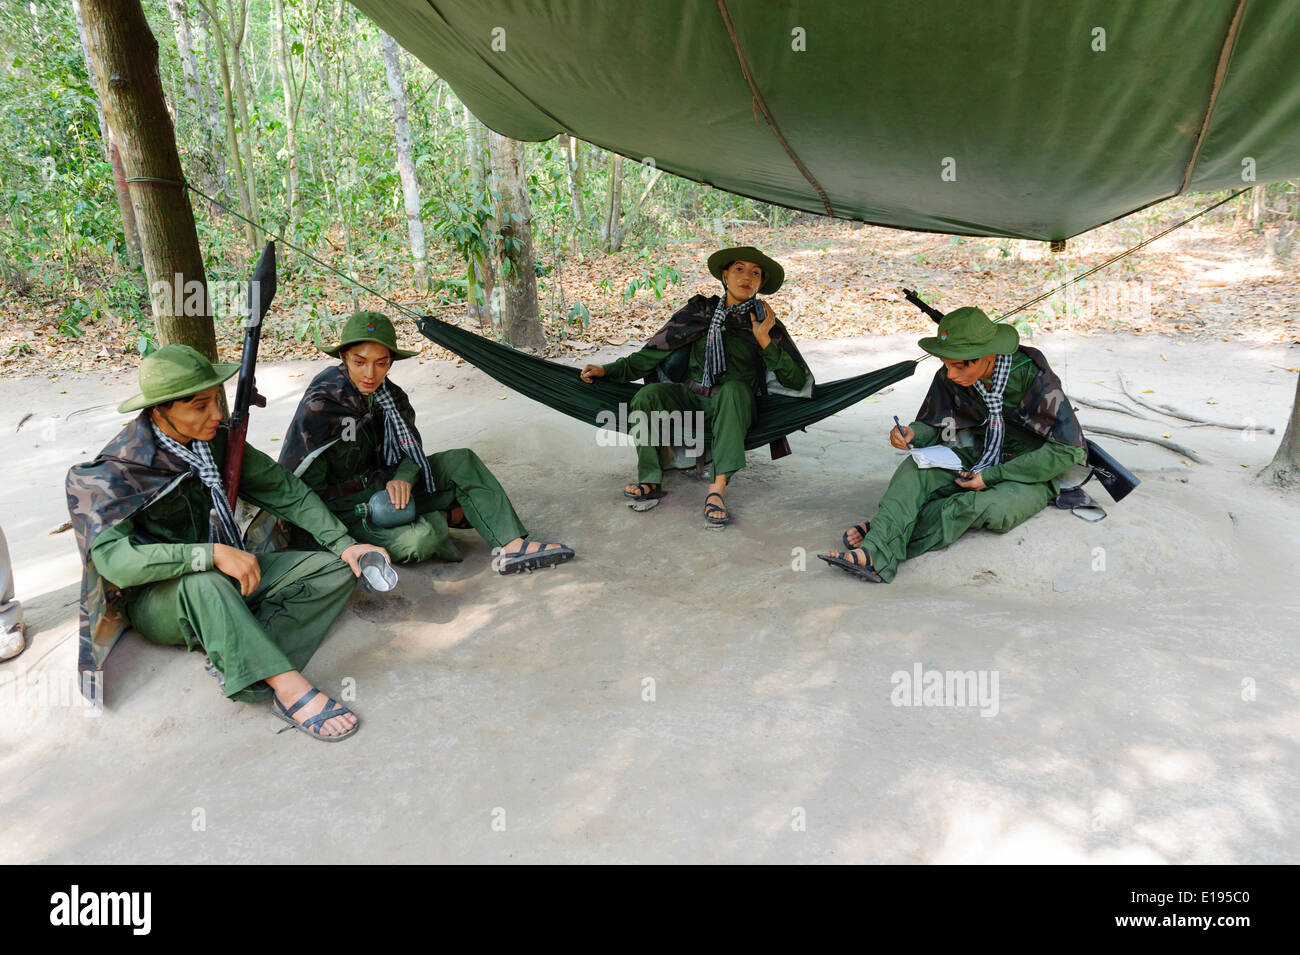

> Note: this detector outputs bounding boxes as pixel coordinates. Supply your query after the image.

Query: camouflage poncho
[643,294,809,396]
[279,363,424,476]
[65,411,199,702]
[915,346,1087,450]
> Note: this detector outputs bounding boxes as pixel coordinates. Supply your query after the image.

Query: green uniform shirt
[602,334,806,392]
[297,393,421,519]
[907,356,1086,486]
[91,439,356,590]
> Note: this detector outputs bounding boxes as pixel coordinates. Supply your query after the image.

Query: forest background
[1,0,1296,377]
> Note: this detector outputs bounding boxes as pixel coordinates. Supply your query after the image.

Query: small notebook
[906,445,963,470]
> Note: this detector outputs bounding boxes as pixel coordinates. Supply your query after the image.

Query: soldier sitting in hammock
[819,307,1088,582]
[279,311,575,574]
[579,246,809,525]
[66,345,388,741]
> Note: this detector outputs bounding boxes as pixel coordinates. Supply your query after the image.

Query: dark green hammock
[416,316,917,450]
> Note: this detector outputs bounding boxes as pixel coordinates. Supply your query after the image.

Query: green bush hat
[319,310,420,360]
[918,306,1020,361]
[117,344,239,414]
[707,246,784,295]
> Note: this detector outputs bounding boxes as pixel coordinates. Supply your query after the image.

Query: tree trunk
[565,135,587,253]
[201,0,256,248]
[70,0,110,155]
[1260,373,1300,489]
[108,136,144,268]
[618,164,664,248]
[600,153,624,252]
[1250,184,1267,233]
[313,45,359,311]
[272,0,300,241]
[80,0,218,358]
[487,131,544,351]
[72,0,143,268]
[225,0,260,237]
[192,1,228,193]
[465,106,496,330]
[354,12,368,125]
[380,30,427,289]
[167,0,205,121]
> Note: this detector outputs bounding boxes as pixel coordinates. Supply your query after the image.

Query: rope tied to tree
[180,166,1249,369]
[124,175,188,189]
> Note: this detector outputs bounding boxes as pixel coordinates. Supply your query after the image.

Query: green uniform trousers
[126,550,357,702]
[344,447,529,563]
[861,457,1055,582]
[629,380,755,484]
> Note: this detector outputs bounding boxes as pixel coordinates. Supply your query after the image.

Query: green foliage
[622,264,682,302]
[0,0,826,356]
[567,301,591,331]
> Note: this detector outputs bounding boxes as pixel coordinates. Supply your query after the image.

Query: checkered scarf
[150,424,243,548]
[374,382,436,492]
[971,353,1014,473]
[699,290,756,389]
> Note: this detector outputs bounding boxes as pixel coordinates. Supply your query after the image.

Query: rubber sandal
[703,491,730,526]
[622,482,664,501]
[817,548,884,583]
[497,540,575,575]
[270,687,360,742]
[841,521,871,551]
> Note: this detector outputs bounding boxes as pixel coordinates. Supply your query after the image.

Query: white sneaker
[0,622,26,662]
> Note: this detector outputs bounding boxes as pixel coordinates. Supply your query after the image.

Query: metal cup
[358,550,399,593]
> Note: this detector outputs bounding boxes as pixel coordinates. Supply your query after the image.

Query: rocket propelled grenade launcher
[222,240,276,512]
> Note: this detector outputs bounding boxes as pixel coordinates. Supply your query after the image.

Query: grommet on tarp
[1049,239,1067,253]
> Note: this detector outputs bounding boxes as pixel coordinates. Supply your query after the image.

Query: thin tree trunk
[354,12,368,126]
[465,107,495,329]
[617,164,664,248]
[200,0,256,248]
[313,45,359,310]
[1250,184,1267,233]
[192,1,228,192]
[71,0,110,156]
[80,0,218,357]
[487,131,544,350]
[1260,374,1300,489]
[380,30,427,289]
[565,135,587,253]
[73,0,143,267]
[167,1,205,121]
[108,136,144,268]
[272,0,300,241]
[225,0,260,235]
[600,153,624,252]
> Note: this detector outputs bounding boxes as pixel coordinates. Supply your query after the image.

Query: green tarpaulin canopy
[350,0,1300,240]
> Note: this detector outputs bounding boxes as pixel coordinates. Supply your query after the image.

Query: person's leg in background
[0,524,26,661]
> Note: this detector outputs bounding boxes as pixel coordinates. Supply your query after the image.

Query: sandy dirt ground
[1,331,1297,863]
